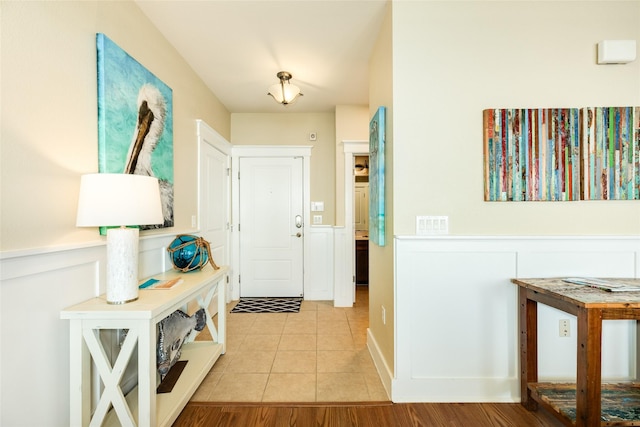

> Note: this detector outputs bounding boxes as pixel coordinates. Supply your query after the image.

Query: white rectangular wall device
[416,215,449,235]
[597,40,636,64]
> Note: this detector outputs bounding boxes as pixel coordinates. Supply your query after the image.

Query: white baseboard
[367,328,392,400]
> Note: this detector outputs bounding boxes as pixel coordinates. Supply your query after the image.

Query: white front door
[239,157,304,297]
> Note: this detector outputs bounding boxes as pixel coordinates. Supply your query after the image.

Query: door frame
[230,145,311,301]
[338,140,369,307]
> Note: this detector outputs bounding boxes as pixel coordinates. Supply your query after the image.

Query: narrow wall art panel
[369,106,386,246]
[96,33,174,230]
[483,107,639,201]
[582,107,640,200]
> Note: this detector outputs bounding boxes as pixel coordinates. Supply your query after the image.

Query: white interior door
[197,120,231,312]
[199,142,229,267]
[354,182,369,232]
[239,157,303,297]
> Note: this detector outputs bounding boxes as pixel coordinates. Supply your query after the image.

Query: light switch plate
[416,215,449,235]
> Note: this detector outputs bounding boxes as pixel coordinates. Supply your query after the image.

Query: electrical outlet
[313,215,322,224]
[559,319,570,337]
[381,305,386,325]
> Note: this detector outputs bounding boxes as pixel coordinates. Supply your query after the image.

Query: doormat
[230,298,302,314]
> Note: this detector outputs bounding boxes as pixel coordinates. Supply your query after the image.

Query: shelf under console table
[61,265,228,427]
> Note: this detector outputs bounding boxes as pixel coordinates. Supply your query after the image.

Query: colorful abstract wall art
[583,107,639,200]
[96,33,174,230]
[369,106,386,246]
[483,107,639,201]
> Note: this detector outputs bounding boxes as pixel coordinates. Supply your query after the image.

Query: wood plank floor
[173,401,566,426]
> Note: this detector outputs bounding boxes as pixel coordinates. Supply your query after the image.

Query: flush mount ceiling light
[268,71,303,105]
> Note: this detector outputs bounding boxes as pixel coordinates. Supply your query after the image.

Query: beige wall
[0,0,230,252]
[231,113,336,225]
[368,3,395,373]
[335,105,370,226]
[392,1,640,236]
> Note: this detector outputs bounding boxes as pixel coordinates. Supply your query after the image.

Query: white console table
[61,265,227,427]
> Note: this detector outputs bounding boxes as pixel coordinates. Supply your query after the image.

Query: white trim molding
[336,140,369,307]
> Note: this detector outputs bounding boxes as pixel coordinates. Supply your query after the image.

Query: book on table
[139,277,183,290]
[563,277,640,292]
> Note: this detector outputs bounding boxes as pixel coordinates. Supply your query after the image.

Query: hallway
[191,286,388,402]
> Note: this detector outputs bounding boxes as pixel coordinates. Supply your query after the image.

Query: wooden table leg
[519,288,538,410]
[637,320,640,381]
[576,307,602,427]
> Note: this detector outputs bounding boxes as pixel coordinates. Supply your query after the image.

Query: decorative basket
[167,234,218,272]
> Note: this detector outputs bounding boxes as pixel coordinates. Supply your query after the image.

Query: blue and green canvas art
[96,33,174,231]
[369,106,386,246]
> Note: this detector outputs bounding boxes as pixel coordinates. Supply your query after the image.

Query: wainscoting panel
[393,236,640,403]
[0,233,175,427]
[304,226,334,300]
[333,226,353,307]
[1,258,99,426]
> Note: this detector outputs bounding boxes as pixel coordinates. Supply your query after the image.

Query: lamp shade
[268,82,302,104]
[76,173,163,304]
[76,173,163,227]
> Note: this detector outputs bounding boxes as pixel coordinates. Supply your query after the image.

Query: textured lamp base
[106,227,140,304]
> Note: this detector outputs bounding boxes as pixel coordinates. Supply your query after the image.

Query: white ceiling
[135,0,388,113]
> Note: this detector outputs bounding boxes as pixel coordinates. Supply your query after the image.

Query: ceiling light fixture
[268,71,303,105]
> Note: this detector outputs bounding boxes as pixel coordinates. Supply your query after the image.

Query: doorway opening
[354,154,369,288]
[341,140,369,307]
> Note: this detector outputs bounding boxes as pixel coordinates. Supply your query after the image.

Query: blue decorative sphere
[168,235,210,272]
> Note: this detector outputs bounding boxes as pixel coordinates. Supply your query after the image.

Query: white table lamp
[76,173,164,304]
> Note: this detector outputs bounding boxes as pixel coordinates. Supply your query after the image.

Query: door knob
[291,232,302,238]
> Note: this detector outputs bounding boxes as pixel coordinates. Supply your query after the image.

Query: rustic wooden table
[511,278,640,427]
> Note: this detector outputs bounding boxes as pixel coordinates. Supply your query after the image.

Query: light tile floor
[191,286,389,402]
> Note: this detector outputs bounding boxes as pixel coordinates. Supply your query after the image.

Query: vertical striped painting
[483,107,639,201]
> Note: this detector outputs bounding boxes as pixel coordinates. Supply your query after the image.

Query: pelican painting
[96,33,174,232]
[124,84,174,228]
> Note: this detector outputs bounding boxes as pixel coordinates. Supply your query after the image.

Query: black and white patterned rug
[230,298,302,313]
